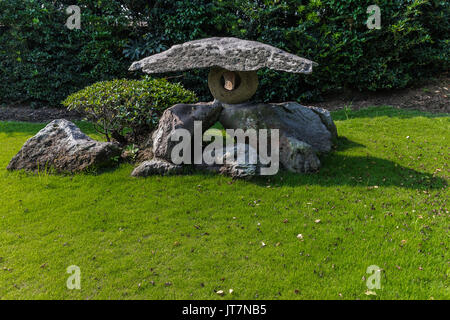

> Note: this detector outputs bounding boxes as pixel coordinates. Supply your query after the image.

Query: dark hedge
[0,0,448,106]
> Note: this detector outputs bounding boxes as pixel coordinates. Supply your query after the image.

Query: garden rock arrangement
[132,100,337,178]
[126,37,337,178]
[7,119,121,173]
[7,38,338,178]
[6,102,337,178]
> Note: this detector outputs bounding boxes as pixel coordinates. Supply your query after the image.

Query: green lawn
[0,106,448,300]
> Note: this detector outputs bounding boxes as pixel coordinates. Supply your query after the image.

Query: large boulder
[152,101,222,161]
[219,102,337,173]
[7,119,121,173]
[307,106,338,140]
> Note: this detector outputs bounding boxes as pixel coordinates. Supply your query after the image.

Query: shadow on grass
[187,152,447,190]
[250,135,446,190]
[334,136,365,151]
[331,105,450,121]
[259,154,448,190]
[192,134,447,190]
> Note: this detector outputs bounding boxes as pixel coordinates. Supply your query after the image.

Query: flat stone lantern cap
[129,37,318,74]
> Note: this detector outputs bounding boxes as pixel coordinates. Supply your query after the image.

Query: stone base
[132,101,337,178]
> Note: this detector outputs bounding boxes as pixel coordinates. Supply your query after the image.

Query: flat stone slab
[129,37,317,74]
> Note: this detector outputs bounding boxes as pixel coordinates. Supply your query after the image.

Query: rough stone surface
[279,136,320,173]
[131,158,183,177]
[218,144,259,178]
[219,102,337,173]
[7,119,121,172]
[129,37,317,74]
[196,143,259,179]
[308,106,338,139]
[152,101,222,160]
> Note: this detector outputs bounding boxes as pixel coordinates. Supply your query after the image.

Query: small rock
[196,143,259,178]
[131,158,183,177]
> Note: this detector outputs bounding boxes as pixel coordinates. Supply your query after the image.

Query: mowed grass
[0,106,448,300]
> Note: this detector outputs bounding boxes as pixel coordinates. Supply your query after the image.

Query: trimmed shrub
[62,77,198,144]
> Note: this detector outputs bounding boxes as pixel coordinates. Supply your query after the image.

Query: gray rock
[131,158,183,177]
[280,136,320,173]
[219,102,337,173]
[152,101,222,161]
[308,106,338,139]
[7,119,121,173]
[129,37,317,74]
[196,143,259,179]
[218,144,259,178]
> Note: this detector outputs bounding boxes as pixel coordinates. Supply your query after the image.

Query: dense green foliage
[0,0,448,106]
[0,107,448,299]
[62,77,197,144]
[0,0,133,107]
[215,0,450,102]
